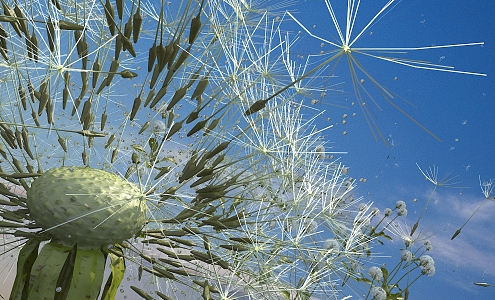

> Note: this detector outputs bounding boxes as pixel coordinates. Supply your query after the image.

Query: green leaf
[54,244,78,300]
[10,239,40,300]
[101,248,126,300]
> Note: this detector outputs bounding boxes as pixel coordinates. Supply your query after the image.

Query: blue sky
[292,0,495,298]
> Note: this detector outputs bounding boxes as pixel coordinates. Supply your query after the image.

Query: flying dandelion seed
[287,0,486,144]
[0,0,488,299]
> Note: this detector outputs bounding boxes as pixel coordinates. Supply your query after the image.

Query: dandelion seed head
[384,208,392,216]
[368,266,383,281]
[371,287,386,300]
[397,207,407,217]
[324,239,340,251]
[395,200,406,209]
[400,249,413,262]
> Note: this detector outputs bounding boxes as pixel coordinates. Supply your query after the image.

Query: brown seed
[13,6,29,37]
[30,30,38,61]
[147,42,157,73]
[18,85,27,110]
[101,110,108,131]
[104,0,116,36]
[130,94,142,121]
[166,87,187,111]
[116,0,124,20]
[189,14,201,44]
[46,18,55,52]
[133,7,142,43]
[92,58,101,89]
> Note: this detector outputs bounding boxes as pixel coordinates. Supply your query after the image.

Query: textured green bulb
[28,166,147,249]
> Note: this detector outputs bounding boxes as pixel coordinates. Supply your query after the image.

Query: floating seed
[58,20,84,31]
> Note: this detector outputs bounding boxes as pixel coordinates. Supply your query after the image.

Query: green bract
[27,166,147,249]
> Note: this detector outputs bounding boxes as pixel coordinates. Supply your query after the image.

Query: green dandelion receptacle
[27,166,148,249]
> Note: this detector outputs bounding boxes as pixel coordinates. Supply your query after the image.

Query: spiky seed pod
[28,167,147,248]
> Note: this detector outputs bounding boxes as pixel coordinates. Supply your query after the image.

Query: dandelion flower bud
[395,200,406,209]
[371,287,386,300]
[368,266,383,281]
